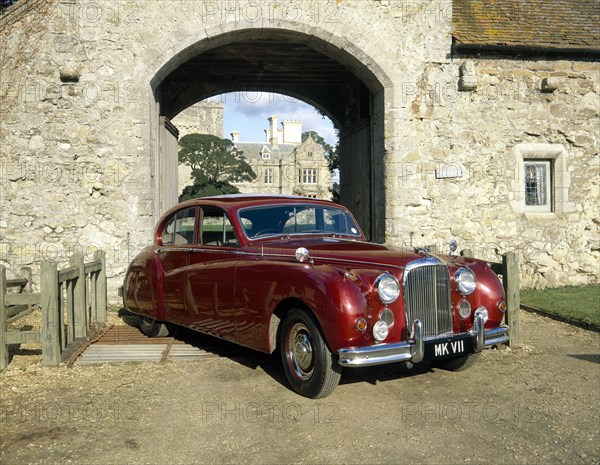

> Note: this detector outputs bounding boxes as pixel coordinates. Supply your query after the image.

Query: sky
[214,92,338,146]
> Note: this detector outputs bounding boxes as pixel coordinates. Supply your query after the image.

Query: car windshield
[239,204,362,239]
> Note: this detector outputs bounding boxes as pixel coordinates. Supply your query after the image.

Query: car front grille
[403,258,453,338]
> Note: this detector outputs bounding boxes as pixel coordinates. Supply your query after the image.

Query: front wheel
[433,352,481,371]
[279,309,342,398]
[138,315,169,338]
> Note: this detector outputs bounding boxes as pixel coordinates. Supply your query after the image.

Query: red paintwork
[123,195,506,354]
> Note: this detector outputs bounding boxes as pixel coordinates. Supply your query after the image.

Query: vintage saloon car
[123,195,509,398]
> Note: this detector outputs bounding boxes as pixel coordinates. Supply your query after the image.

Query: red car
[123,195,509,398]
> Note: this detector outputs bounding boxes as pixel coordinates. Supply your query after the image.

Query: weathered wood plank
[6,277,28,289]
[6,330,41,344]
[503,252,521,348]
[0,265,8,368]
[5,293,41,306]
[7,307,34,324]
[94,250,107,324]
[41,261,61,366]
[58,266,79,282]
[84,261,102,274]
[67,280,75,344]
[6,305,29,319]
[71,253,87,338]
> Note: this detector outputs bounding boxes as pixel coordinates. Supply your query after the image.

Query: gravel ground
[0,310,598,465]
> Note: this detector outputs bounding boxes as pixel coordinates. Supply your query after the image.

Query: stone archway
[149,28,391,241]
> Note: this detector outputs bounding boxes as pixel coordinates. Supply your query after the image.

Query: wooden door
[339,119,372,239]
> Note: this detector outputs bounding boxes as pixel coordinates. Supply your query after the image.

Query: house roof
[453,0,600,52]
[234,142,297,159]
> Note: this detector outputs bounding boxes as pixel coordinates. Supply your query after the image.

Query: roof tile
[453,0,600,51]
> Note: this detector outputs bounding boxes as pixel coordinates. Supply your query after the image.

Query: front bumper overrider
[337,313,509,367]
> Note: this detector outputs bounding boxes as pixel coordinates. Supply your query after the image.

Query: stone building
[0,0,598,300]
[231,116,332,199]
[172,99,224,139]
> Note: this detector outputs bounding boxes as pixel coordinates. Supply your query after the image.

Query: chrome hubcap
[287,323,314,380]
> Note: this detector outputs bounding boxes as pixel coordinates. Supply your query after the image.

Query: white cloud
[220,92,337,146]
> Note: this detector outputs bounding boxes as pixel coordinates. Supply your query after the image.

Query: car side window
[161,208,197,245]
[200,206,239,247]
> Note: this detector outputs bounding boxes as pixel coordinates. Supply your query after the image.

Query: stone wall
[171,100,224,138]
[386,57,599,288]
[0,0,598,302]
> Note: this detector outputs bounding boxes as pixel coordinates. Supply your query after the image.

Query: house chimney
[231,130,239,143]
[268,115,279,147]
[282,120,302,144]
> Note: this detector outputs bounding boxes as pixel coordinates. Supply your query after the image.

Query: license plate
[425,336,473,360]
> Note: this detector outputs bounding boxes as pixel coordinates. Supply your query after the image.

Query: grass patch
[521,284,600,328]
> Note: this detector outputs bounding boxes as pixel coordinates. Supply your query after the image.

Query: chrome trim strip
[156,246,407,269]
[483,325,509,346]
[157,247,195,253]
[338,319,508,367]
[401,256,443,287]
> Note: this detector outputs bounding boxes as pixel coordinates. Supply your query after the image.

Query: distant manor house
[232,115,332,199]
[173,105,332,199]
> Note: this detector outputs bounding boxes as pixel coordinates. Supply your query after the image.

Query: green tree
[178,133,256,201]
[302,130,340,202]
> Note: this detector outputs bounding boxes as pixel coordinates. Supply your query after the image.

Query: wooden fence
[463,250,521,348]
[0,250,107,368]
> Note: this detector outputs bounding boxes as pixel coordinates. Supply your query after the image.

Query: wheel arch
[268,297,321,354]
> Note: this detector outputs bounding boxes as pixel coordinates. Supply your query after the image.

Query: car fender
[234,260,368,353]
[123,246,165,320]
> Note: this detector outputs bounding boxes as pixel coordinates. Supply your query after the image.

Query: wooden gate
[339,119,372,239]
[158,116,180,215]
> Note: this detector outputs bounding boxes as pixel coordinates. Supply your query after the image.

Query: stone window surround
[524,160,552,213]
[511,143,574,216]
[302,168,318,184]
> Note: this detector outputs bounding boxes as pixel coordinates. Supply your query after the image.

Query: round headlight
[374,273,400,304]
[373,320,389,342]
[455,267,476,295]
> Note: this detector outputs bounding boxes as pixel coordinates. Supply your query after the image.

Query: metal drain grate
[72,325,216,366]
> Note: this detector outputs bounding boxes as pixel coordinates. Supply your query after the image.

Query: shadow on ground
[115,308,433,392]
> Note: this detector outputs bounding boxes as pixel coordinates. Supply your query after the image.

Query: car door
[158,207,198,325]
[183,206,240,340]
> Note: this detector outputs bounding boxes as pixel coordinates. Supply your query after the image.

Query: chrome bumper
[338,314,509,367]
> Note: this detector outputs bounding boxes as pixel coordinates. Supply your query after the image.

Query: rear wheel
[279,309,342,398]
[138,315,169,338]
[433,352,481,371]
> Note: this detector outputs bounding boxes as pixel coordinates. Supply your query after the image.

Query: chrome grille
[403,259,452,338]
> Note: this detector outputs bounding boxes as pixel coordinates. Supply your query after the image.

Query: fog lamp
[373,320,389,342]
[458,299,471,319]
[380,308,394,326]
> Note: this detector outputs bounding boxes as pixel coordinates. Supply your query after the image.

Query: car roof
[160,194,338,219]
